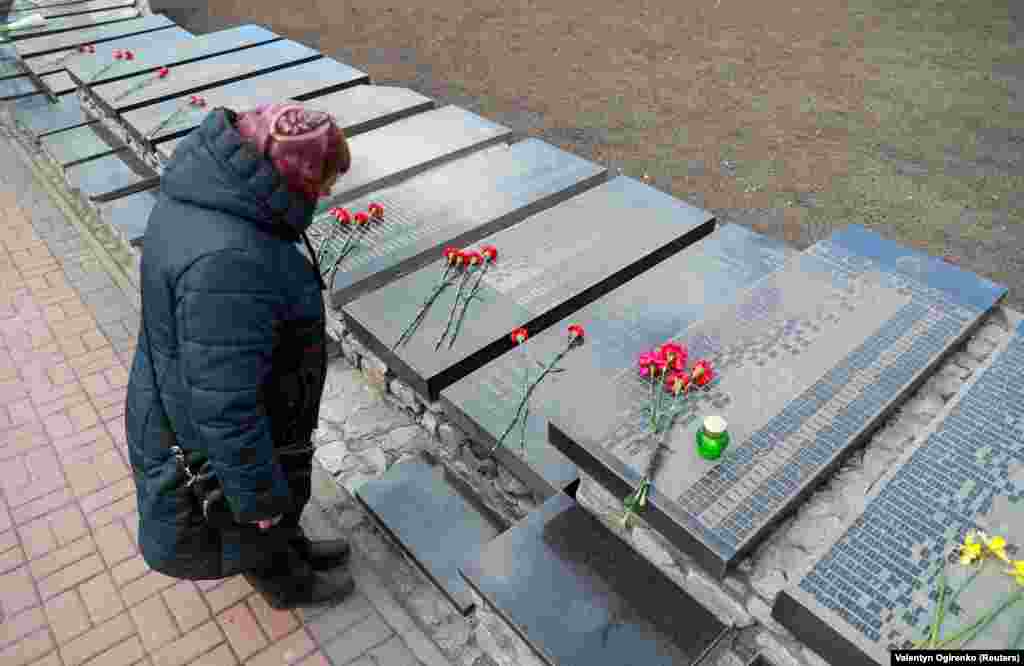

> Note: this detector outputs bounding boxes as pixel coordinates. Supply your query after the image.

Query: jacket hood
[159,108,317,239]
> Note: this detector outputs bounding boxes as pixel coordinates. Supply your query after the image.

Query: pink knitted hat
[235,103,350,201]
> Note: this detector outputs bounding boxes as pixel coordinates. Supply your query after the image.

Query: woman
[125,102,354,609]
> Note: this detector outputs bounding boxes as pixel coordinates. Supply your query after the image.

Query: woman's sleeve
[175,248,293,524]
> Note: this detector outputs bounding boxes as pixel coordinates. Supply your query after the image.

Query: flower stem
[394,273,457,349]
[648,372,657,430]
[146,100,191,139]
[939,590,1023,648]
[494,342,572,451]
[88,61,119,83]
[437,267,475,350]
[449,262,490,348]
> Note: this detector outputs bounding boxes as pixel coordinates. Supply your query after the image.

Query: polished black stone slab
[318,104,513,207]
[355,457,505,615]
[1,6,140,40]
[308,137,606,308]
[41,119,123,166]
[11,90,91,136]
[460,491,729,666]
[122,57,369,149]
[441,224,794,497]
[89,38,322,113]
[775,314,1024,664]
[97,184,157,245]
[20,25,187,78]
[0,72,36,97]
[65,147,158,201]
[6,0,135,22]
[343,175,715,401]
[65,24,280,87]
[548,225,1007,578]
[12,14,171,57]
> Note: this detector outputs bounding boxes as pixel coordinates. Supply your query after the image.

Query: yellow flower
[1007,560,1024,586]
[984,534,1010,562]
[959,531,984,565]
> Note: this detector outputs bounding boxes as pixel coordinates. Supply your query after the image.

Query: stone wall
[316,295,1018,666]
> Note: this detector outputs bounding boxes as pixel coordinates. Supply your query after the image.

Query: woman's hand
[254,515,283,530]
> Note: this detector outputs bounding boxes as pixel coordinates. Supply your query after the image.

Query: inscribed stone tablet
[441,223,793,496]
[305,137,605,307]
[6,0,135,22]
[12,14,172,57]
[548,225,1007,577]
[41,120,124,167]
[23,25,189,78]
[65,148,158,201]
[98,185,158,245]
[65,24,279,87]
[11,91,90,135]
[343,175,715,400]
[3,7,140,40]
[460,492,728,666]
[775,314,1024,664]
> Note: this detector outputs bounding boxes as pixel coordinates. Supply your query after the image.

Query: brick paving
[0,137,452,666]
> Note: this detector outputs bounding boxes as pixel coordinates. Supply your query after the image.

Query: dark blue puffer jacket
[125,108,328,579]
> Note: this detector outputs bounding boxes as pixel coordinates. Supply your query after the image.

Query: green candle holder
[696,415,729,460]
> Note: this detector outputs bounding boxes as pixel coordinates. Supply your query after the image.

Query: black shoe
[289,534,352,571]
[245,566,354,610]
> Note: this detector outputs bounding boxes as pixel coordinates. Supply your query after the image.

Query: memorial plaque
[0,73,36,98]
[343,175,716,401]
[65,147,158,201]
[12,14,172,57]
[11,90,91,136]
[0,49,23,77]
[460,491,728,666]
[21,25,188,78]
[775,314,1024,664]
[41,120,124,167]
[65,24,280,87]
[120,57,369,148]
[441,224,793,497]
[3,0,103,9]
[6,0,136,22]
[1,7,140,40]
[97,184,157,245]
[89,39,322,113]
[304,85,434,138]
[317,104,513,207]
[356,458,505,615]
[548,225,1008,577]
[307,138,606,308]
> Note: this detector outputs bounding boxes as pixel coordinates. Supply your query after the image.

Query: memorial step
[441,223,794,498]
[128,59,376,149]
[97,184,156,246]
[1,6,141,41]
[343,174,715,401]
[2,0,122,10]
[65,23,280,88]
[547,225,1007,578]
[774,309,1024,664]
[10,89,91,136]
[0,71,72,98]
[6,0,136,22]
[40,119,124,167]
[64,146,157,200]
[354,455,507,615]
[459,491,731,666]
[308,136,606,307]
[87,37,322,113]
[19,24,189,79]
[11,14,172,58]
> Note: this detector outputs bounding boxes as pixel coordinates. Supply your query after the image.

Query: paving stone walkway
[0,131,454,666]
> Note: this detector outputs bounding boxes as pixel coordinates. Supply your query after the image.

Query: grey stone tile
[364,635,419,666]
[73,274,119,296]
[305,591,375,646]
[98,318,135,343]
[323,613,395,666]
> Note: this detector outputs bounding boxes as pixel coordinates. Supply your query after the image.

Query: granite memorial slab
[1,7,141,41]
[11,90,92,136]
[97,184,156,246]
[88,38,322,113]
[40,119,124,167]
[19,24,187,78]
[12,14,171,57]
[355,457,505,615]
[441,224,794,498]
[547,225,1008,578]
[65,147,157,201]
[774,313,1024,664]
[343,175,716,401]
[303,85,435,139]
[460,491,729,666]
[315,104,513,207]
[3,0,121,10]
[6,0,136,22]
[120,57,370,150]
[2,70,77,100]
[65,24,280,88]
[0,72,36,97]
[306,137,606,308]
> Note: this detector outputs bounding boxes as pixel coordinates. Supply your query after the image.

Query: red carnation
[157,66,170,78]
[464,250,483,266]
[567,324,585,343]
[691,360,714,386]
[354,211,370,226]
[481,245,498,263]
[638,351,656,377]
[443,246,460,264]
[664,370,691,396]
[368,202,384,219]
[123,50,134,61]
[113,49,124,59]
[331,207,351,224]
[659,342,687,370]
[511,327,528,345]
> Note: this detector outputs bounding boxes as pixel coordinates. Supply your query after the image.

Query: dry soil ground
[152,0,1024,307]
